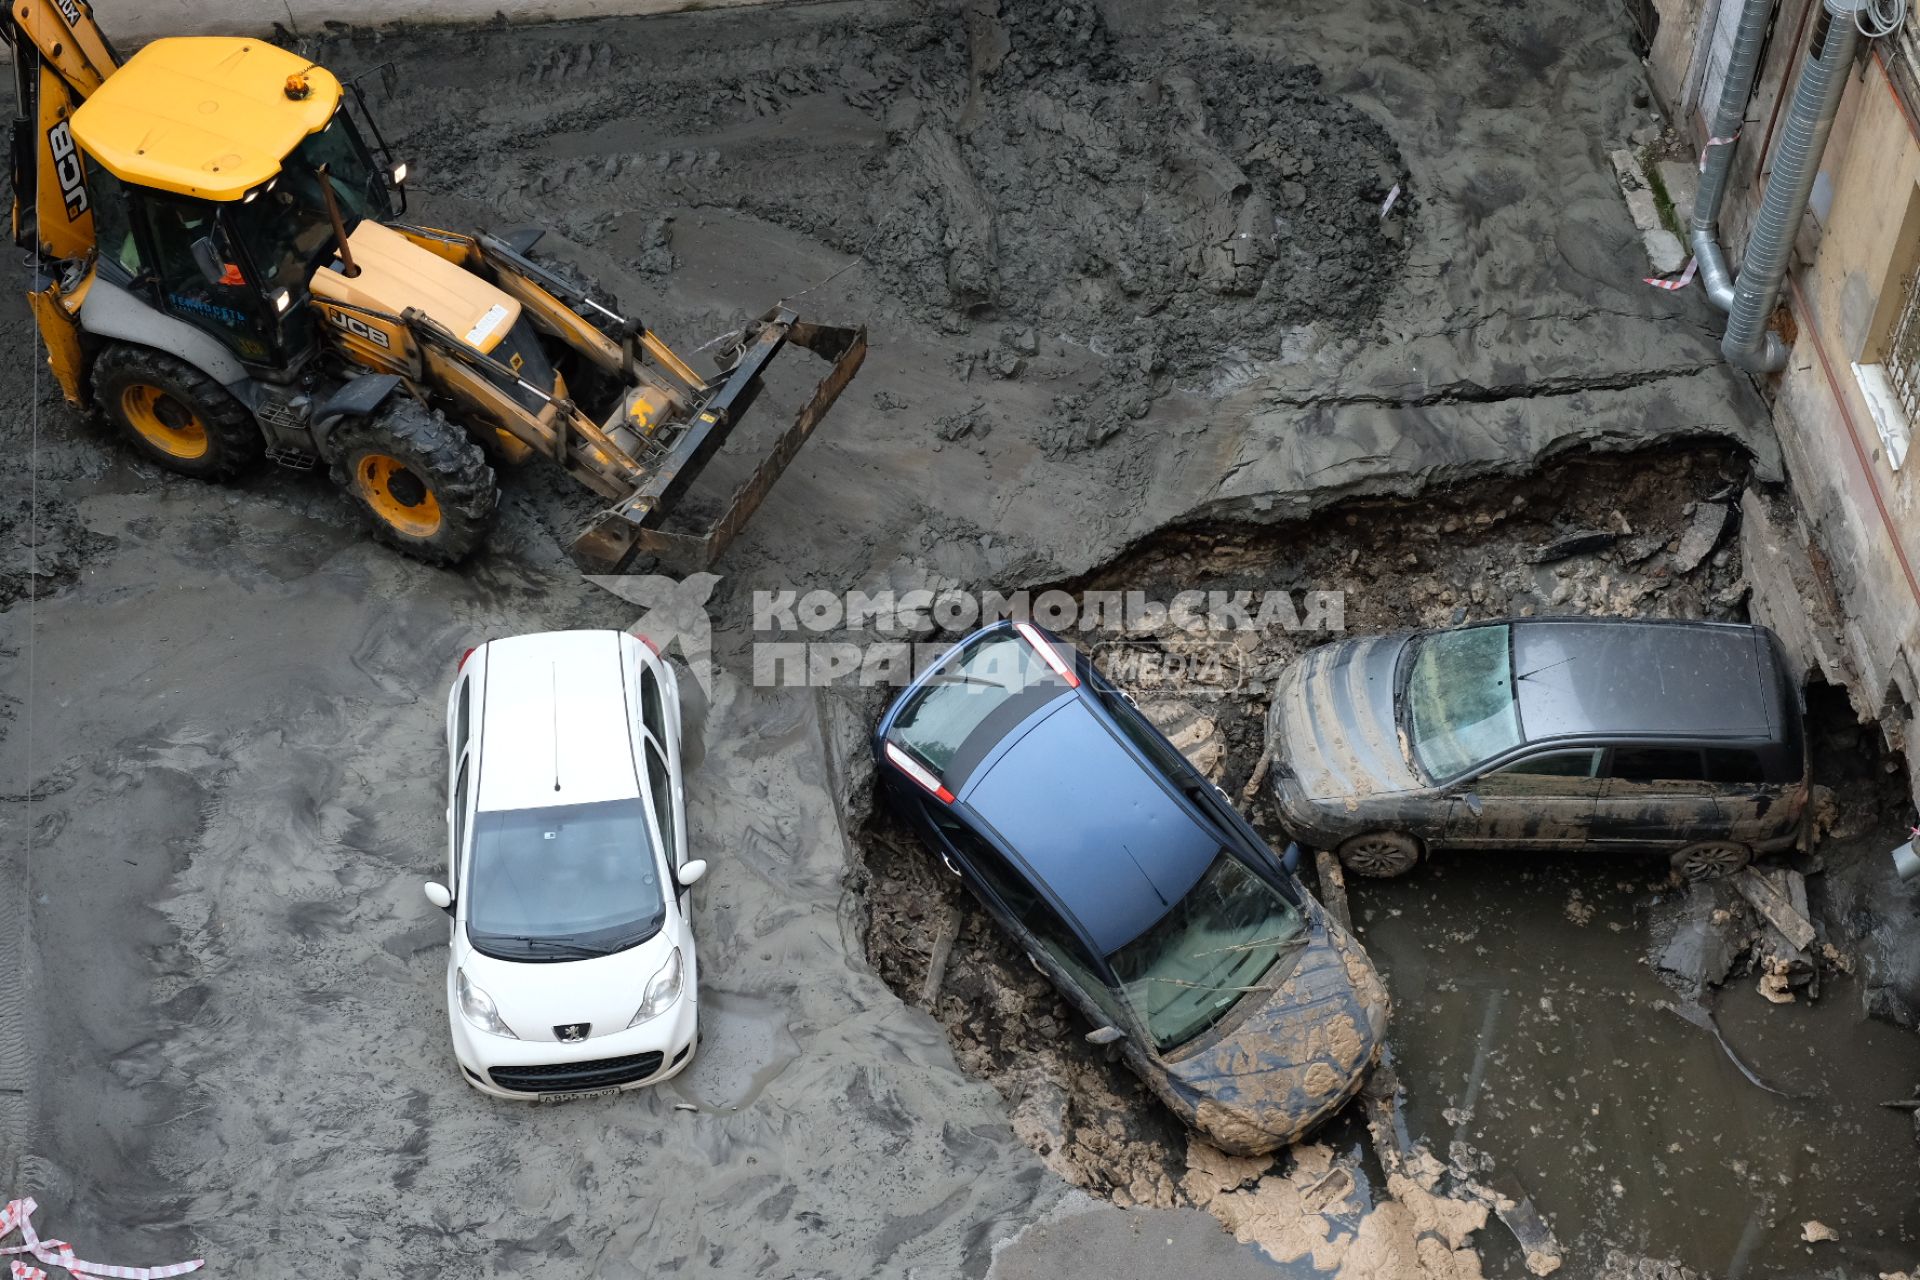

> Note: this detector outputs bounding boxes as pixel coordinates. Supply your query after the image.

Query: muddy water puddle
[1358,853,1920,1278]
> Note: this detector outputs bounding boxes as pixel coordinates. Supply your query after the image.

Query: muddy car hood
[1162,909,1388,1153]
[1268,634,1424,800]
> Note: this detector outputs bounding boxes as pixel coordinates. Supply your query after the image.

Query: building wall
[1649,2,1920,785]
[1779,52,1920,752]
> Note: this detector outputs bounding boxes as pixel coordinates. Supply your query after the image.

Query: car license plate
[537,1086,622,1103]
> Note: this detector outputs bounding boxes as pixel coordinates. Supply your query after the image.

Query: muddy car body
[1267,618,1809,879]
[875,621,1388,1155]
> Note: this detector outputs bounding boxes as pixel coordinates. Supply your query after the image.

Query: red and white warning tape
[0,1200,202,1280]
[1645,258,1699,291]
[1697,130,1740,171]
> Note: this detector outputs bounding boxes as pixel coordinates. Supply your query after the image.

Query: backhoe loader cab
[9,10,864,567]
[71,39,393,372]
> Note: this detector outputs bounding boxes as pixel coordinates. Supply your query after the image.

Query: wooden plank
[1735,867,1816,951]
[919,906,961,1008]
[1313,847,1353,932]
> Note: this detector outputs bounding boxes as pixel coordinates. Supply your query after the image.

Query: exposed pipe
[1693,0,1778,312]
[1723,0,1865,372]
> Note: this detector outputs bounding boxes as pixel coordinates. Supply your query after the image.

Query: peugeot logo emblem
[556,1023,589,1043]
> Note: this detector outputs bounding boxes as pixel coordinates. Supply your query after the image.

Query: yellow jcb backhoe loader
[4,0,865,568]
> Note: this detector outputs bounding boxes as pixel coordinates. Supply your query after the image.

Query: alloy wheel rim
[1347,838,1410,874]
[1681,844,1745,879]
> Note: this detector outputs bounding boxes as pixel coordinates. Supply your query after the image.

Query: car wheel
[1336,831,1422,878]
[1671,840,1751,881]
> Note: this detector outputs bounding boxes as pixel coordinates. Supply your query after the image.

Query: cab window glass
[140,196,268,358]
[641,668,667,745]
[452,760,469,880]
[646,742,677,868]
[1609,747,1706,783]
[85,162,142,280]
[1477,749,1603,796]
[455,680,471,757]
[1705,748,1768,784]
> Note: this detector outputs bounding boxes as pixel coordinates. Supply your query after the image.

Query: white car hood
[456,925,682,1043]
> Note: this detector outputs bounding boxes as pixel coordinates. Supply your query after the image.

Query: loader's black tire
[329,399,498,566]
[91,344,262,481]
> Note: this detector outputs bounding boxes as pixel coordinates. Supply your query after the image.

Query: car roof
[962,699,1219,956]
[476,631,639,811]
[1511,619,1781,743]
[73,38,343,202]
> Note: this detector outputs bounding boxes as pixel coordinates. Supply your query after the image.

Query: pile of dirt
[378,0,1408,455]
[784,0,1409,448]
[838,1,1406,340]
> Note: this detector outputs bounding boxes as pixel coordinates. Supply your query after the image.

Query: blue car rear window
[891,634,1067,774]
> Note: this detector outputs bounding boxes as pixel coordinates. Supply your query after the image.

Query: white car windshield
[466,798,665,960]
[1404,624,1524,781]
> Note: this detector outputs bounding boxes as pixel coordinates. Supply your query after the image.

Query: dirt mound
[804,0,1409,395]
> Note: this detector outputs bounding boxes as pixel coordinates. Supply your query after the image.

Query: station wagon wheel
[1671,840,1751,881]
[1336,831,1422,879]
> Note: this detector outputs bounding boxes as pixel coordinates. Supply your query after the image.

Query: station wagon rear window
[889,633,1068,775]
[466,798,665,960]
[1404,624,1524,781]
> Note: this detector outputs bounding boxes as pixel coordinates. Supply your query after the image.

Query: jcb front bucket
[571,310,867,575]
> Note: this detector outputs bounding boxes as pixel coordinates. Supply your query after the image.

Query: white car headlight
[456,968,518,1039]
[628,947,684,1027]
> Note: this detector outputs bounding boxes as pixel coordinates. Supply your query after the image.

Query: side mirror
[189,236,226,286]
[1462,792,1484,816]
[676,859,708,888]
[1085,1025,1126,1046]
[423,882,453,911]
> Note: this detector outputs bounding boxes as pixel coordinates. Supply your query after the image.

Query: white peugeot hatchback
[426,629,704,1099]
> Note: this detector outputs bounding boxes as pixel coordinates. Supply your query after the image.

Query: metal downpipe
[1723,0,1864,373]
[1691,0,1777,312]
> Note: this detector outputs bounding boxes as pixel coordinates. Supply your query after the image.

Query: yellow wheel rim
[354,453,443,539]
[120,385,209,460]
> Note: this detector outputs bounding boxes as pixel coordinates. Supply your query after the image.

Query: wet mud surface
[2,0,1909,1277]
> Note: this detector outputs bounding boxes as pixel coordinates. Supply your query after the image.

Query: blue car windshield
[466,798,664,960]
[1107,853,1305,1052]
[1404,624,1524,781]
[891,634,1064,774]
